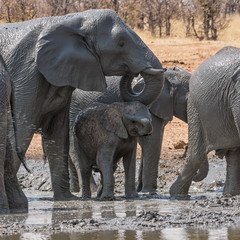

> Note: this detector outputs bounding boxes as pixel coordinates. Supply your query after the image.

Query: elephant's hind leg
[5,137,28,212]
[223,148,240,196]
[170,100,207,199]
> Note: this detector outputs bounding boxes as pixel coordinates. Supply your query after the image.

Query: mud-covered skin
[170,46,240,199]
[72,101,152,200]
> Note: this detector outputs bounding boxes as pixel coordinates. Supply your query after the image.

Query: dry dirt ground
[2,39,240,238]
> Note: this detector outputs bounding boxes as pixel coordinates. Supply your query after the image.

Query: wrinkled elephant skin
[71,101,152,200]
[0,9,164,205]
[170,46,240,199]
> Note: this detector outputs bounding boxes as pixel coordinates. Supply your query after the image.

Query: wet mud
[1,156,240,239]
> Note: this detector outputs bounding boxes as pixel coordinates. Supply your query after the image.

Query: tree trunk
[166,16,171,36]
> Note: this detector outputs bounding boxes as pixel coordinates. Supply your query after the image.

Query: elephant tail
[10,85,31,173]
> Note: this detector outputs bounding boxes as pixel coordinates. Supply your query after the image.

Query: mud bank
[0,156,240,239]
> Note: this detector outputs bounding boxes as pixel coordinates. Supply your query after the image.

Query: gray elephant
[0,55,28,213]
[170,46,240,199]
[0,9,164,208]
[71,100,153,200]
[68,67,191,194]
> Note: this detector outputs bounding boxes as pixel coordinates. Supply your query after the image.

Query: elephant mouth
[104,64,140,77]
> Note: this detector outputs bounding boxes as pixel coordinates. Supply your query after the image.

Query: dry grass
[219,14,240,41]
[136,14,240,44]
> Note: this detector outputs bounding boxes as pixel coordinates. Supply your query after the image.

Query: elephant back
[69,76,122,129]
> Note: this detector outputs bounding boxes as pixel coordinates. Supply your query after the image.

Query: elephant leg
[97,171,103,199]
[70,134,93,198]
[69,145,97,194]
[170,100,207,199]
[223,148,240,196]
[42,106,76,201]
[137,116,166,193]
[4,137,28,212]
[68,156,80,193]
[97,147,115,201]
[123,143,138,199]
[0,117,9,213]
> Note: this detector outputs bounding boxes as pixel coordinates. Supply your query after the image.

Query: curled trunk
[120,68,164,106]
[192,157,209,182]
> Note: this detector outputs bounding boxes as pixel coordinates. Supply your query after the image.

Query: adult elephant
[68,67,190,194]
[0,9,164,208]
[170,46,240,199]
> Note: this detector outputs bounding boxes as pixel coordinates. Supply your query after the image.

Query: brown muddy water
[1,158,240,239]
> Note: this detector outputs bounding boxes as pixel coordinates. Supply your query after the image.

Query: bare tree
[0,0,38,22]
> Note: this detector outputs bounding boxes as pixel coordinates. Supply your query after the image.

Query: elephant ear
[102,103,128,139]
[150,79,173,121]
[36,23,106,91]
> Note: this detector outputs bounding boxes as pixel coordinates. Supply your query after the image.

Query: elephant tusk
[143,68,165,75]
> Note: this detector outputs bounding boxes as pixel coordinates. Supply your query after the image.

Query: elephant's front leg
[224,148,240,196]
[137,116,166,194]
[97,147,115,201]
[43,107,76,201]
[123,143,138,199]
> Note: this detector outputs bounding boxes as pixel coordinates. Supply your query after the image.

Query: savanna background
[1,0,240,167]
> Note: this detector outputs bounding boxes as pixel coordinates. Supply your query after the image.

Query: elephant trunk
[120,68,164,106]
[192,157,209,182]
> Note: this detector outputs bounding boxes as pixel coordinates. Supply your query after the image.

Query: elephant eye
[118,40,125,47]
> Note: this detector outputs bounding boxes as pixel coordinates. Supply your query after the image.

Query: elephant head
[103,101,153,139]
[131,66,190,120]
[35,9,164,105]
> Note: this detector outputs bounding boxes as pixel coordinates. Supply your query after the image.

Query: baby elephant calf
[71,101,153,200]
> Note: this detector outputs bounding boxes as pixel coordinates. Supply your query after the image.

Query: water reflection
[2,227,240,240]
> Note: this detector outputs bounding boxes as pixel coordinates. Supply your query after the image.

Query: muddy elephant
[170,46,240,199]
[0,56,29,213]
[0,9,164,208]
[68,67,190,194]
[71,100,153,200]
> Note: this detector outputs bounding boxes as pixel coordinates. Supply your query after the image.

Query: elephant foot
[126,191,139,199]
[70,182,80,193]
[0,200,9,214]
[0,208,9,214]
[223,188,240,196]
[54,192,79,201]
[5,177,28,213]
[8,192,28,213]
[169,177,191,200]
[82,192,91,199]
[100,194,115,201]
